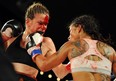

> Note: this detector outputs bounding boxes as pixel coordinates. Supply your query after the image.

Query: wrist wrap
[31,49,42,57]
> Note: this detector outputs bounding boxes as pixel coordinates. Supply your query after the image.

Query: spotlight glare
[48,74,52,78]
[57,77,60,81]
[40,71,44,75]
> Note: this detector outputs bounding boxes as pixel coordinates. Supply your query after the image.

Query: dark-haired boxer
[26,15,116,81]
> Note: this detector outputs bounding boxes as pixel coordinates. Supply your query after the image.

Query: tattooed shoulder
[71,40,88,58]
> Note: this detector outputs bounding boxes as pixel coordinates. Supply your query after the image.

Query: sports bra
[70,38,111,75]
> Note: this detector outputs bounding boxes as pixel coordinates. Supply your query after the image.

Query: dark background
[0,0,116,81]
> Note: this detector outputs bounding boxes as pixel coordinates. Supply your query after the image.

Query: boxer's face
[68,25,81,42]
[26,13,49,35]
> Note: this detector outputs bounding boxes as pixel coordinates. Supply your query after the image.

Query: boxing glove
[1,19,23,38]
[26,32,43,59]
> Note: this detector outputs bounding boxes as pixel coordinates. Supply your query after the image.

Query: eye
[38,22,43,25]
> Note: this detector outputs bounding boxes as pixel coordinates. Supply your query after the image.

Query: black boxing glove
[26,32,43,60]
[1,19,23,38]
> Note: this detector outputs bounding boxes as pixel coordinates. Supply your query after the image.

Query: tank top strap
[83,38,97,49]
[82,38,103,58]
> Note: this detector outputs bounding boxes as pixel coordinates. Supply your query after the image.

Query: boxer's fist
[1,19,23,38]
[26,32,43,59]
[26,32,43,49]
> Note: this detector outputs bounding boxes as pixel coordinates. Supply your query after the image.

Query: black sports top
[5,34,38,69]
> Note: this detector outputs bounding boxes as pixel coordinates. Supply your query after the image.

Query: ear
[25,18,31,27]
[77,24,82,33]
[25,18,30,24]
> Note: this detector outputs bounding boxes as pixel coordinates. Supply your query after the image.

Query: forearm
[52,63,70,79]
[34,53,65,72]
[33,55,48,71]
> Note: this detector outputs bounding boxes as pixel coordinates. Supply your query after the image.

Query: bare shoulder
[97,41,115,53]
[97,41,116,60]
[43,37,53,43]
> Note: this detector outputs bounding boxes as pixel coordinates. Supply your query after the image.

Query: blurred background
[0,0,116,81]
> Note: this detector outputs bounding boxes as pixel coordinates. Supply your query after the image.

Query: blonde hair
[25,2,49,20]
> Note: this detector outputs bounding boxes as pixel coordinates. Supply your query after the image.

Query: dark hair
[70,15,113,46]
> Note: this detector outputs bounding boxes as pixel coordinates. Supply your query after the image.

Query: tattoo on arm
[71,48,82,58]
[101,74,110,81]
[104,47,112,59]
[71,42,85,58]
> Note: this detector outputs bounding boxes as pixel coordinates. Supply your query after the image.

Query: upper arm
[102,45,116,75]
[112,50,116,76]
[107,46,116,75]
[105,46,116,62]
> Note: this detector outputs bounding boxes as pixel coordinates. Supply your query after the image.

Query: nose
[40,24,47,32]
[68,35,71,40]
[37,22,47,32]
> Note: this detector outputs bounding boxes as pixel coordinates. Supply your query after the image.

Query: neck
[80,33,92,39]
[21,31,29,48]
[22,31,29,41]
